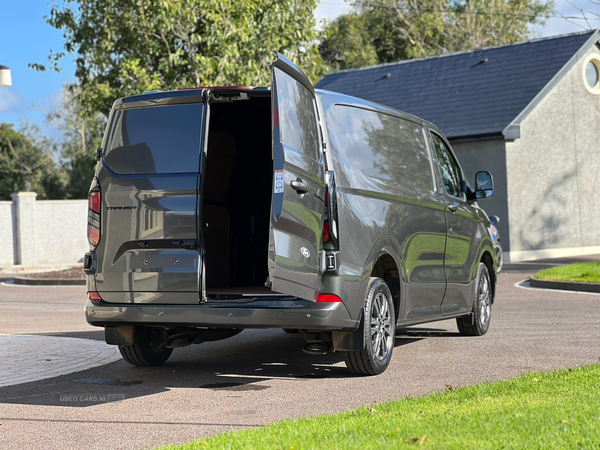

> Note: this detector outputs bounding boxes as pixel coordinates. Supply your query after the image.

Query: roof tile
[316,31,597,139]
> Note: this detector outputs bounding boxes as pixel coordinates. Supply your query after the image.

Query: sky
[1,0,599,137]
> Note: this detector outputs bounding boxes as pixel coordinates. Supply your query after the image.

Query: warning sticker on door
[274,170,284,194]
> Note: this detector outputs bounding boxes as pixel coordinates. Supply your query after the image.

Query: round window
[583,55,600,94]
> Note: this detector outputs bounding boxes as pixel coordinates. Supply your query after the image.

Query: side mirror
[475,171,493,200]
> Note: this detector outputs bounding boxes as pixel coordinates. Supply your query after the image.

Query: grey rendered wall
[452,139,510,251]
[505,45,600,255]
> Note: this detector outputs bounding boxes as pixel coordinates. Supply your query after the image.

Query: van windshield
[104,103,203,175]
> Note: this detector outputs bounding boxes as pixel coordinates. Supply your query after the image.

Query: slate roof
[315,30,600,141]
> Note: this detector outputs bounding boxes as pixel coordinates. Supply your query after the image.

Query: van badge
[301,247,310,258]
[107,206,137,211]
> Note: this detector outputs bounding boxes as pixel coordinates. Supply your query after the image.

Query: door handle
[448,204,459,213]
[290,180,309,194]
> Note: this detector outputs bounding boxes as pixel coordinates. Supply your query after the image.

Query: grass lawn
[534,262,600,283]
[160,364,600,450]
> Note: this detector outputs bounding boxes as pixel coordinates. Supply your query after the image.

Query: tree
[320,0,554,69]
[35,0,326,118]
[46,87,105,198]
[319,13,379,72]
[0,124,64,200]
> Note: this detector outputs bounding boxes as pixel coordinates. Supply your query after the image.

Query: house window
[583,55,600,94]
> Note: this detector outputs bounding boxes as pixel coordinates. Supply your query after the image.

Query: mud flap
[105,326,135,346]
[461,313,475,326]
[332,307,365,351]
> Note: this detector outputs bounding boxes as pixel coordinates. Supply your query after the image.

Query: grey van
[84,55,497,375]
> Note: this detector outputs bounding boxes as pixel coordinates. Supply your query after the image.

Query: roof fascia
[502,30,600,140]
[448,132,505,144]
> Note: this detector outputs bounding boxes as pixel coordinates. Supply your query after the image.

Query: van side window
[330,105,433,190]
[105,103,203,175]
[274,68,320,161]
[431,133,461,197]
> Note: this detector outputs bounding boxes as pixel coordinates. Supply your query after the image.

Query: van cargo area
[203,97,273,298]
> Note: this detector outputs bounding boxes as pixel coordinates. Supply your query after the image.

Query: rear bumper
[84,299,359,331]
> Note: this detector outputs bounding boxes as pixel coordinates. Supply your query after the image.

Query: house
[316,30,600,262]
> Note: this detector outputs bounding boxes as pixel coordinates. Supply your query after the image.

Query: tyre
[343,277,395,376]
[457,263,492,336]
[119,326,173,366]
[494,242,503,272]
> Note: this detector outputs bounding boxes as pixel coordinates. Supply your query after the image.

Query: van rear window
[105,103,203,174]
[330,106,434,191]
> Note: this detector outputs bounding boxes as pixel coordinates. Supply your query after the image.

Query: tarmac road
[0,259,599,450]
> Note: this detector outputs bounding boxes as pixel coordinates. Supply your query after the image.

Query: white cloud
[0,88,22,114]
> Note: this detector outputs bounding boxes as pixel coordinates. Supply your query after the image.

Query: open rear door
[268,54,326,300]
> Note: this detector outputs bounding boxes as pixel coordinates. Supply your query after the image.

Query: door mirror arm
[460,180,477,203]
[465,185,477,203]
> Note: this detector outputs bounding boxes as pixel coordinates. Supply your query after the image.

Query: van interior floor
[203,96,273,294]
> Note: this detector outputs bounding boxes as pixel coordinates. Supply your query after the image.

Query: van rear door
[268,54,326,300]
[94,95,204,304]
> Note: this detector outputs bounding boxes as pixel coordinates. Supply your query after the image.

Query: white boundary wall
[0,192,88,267]
[0,201,15,267]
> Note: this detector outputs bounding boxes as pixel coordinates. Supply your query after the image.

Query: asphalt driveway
[0,259,599,450]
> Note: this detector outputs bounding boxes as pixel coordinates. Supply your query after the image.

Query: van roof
[315,88,440,133]
[112,87,270,110]
[111,85,439,133]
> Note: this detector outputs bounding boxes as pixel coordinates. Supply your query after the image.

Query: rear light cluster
[323,172,338,247]
[88,188,101,248]
[178,86,254,91]
[316,294,342,303]
[323,189,330,243]
[88,291,103,305]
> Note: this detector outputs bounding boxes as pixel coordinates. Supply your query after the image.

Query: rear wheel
[343,277,395,376]
[119,326,173,366]
[457,263,492,336]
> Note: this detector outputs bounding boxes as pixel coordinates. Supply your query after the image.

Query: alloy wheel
[370,292,393,361]
[478,270,491,329]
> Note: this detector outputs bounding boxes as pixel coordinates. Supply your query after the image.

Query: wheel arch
[362,235,405,323]
[480,250,496,303]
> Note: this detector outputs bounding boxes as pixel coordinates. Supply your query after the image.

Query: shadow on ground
[0,329,425,408]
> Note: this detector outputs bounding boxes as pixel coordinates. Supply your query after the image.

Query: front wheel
[495,242,503,272]
[343,277,395,376]
[457,263,492,336]
[119,326,173,366]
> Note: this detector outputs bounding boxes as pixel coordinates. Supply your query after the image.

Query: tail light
[88,291,102,305]
[178,86,254,90]
[323,221,330,243]
[88,184,101,248]
[323,172,339,248]
[89,191,100,214]
[323,189,330,243]
[316,294,342,303]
